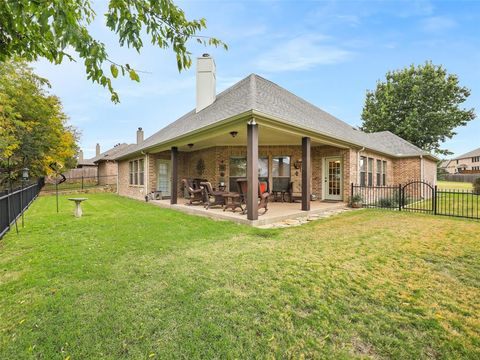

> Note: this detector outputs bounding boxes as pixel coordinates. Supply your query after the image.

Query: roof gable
[114,74,433,160]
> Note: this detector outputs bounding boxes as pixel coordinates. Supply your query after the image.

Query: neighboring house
[93,142,134,184]
[112,54,437,220]
[76,143,101,169]
[439,159,456,174]
[446,147,480,173]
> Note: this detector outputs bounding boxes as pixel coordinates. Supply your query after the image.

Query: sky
[33,0,480,159]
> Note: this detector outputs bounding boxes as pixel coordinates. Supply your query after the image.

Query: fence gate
[401,181,435,213]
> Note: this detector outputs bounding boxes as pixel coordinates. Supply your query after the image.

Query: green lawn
[437,180,474,190]
[1,194,479,359]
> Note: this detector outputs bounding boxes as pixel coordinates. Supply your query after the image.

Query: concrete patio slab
[149,199,349,227]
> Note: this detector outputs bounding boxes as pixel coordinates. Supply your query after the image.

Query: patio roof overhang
[141,110,356,155]
[117,109,436,161]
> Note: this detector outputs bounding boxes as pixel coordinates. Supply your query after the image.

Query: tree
[361,62,475,155]
[0,61,79,183]
[0,0,227,103]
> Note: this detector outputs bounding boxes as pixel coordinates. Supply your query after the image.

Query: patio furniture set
[182,178,274,215]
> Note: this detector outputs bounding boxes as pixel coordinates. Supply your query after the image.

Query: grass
[1,194,480,359]
[437,181,473,190]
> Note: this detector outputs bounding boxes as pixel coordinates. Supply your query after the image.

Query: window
[129,161,134,185]
[376,160,382,186]
[382,161,387,186]
[272,156,290,177]
[473,166,480,171]
[473,156,480,163]
[368,158,373,186]
[139,159,145,186]
[129,159,145,185]
[360,156,366,186]
[229,156,268,191]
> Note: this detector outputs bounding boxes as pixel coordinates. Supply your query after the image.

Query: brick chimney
[79,149,84,162]
[137,127,144,144]
[96,143,100,156]
[196,54,216,113]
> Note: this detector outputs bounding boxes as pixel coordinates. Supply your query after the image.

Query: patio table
[68,198,87,218]
[222,193,244,213]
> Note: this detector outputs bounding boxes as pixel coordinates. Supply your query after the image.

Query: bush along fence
[42,175,117,193]
[0,178,45,239]
[351,180,479,220]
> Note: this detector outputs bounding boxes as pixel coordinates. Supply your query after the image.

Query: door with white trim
[156,159,171,196]
[324,157,343,201]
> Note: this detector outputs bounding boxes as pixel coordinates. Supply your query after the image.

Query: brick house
[442,147,480,174]
[112,54,437,220]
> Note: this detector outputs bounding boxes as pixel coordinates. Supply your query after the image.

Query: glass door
[156,159,171,196]
[324,157,342,200]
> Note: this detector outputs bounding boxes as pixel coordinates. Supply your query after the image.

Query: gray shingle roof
[454,147,480,160]
[114,74,433,160]
[79,143,130,165]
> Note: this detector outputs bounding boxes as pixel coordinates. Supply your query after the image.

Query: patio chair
[236,179,270,215]
[182,178,204,205]
[288,181,302,203]
[200,181,227,209]
[272,177,290,202]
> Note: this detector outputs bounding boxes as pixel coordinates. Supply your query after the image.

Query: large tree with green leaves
[361,62,475,155]
[0,61,78,182]
[0,0,226,102]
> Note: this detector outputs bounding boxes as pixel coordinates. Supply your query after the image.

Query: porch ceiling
[169,123,344,152]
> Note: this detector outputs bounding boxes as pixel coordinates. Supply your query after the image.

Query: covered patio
[146,113,353,223]
[150,197,348,227]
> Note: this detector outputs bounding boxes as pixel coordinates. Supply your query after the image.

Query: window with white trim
[376,159,382,186]
[472,156,480,163]
[367,158,373,186]
[360,156,366,186]
[382,160,387,185]
[129,159,145,185]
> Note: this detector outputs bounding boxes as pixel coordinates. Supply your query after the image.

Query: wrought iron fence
[351,181,480,220]
[0,178,45,239]
[42,175,117,193]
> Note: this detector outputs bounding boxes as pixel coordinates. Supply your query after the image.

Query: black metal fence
[42,175,117,193]
[351,181,479,220]
[0,178,45,239]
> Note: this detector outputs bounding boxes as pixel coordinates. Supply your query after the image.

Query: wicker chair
[182,178,204,205]
[201,181,227,209]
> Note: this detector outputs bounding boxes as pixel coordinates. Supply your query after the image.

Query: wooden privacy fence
[444,174,480,183]
[351,180,479,220]
[0,178,45,239]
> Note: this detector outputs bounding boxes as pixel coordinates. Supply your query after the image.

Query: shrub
[377,197,398,208]
[350,193,363,204]
[474,178,480,195]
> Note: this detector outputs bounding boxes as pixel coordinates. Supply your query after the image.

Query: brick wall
[118,145,431,203]
[118,156,147,200]
[97,161,118,185]
[423,158,437,185]
[393,158,421,185]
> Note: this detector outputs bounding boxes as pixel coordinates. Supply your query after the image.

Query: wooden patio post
[302,136,311,211]
[247,120,259,220]
[171,146,178,205]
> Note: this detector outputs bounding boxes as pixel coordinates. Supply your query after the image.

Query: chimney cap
[202,53,210,57]
[138,127,142,131]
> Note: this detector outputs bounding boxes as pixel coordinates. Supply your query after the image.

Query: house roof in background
[92,143,130,164]
[113,74,435,160]
[454,147,480,160]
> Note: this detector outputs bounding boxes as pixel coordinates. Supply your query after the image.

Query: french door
[156,159,171,196]
[324,157,343,200]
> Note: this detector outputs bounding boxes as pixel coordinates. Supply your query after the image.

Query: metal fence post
[398,184,402,211]
[350,182,354,202]
[81,176,84,190]
[434,185,437,215]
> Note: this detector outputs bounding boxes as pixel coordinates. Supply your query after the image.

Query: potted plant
[350,194,363,208]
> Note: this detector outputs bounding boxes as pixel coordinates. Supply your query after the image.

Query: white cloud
[421,16,456,32]
[255,35,353,72]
